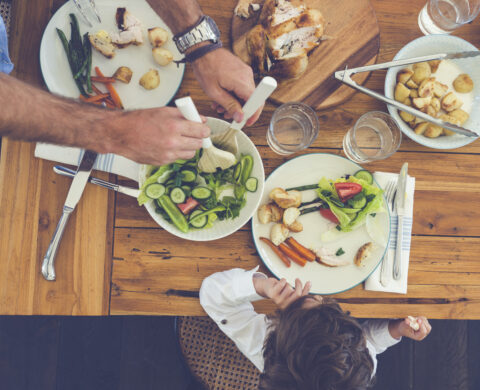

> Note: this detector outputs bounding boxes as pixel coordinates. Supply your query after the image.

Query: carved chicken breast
[111,7,143,48]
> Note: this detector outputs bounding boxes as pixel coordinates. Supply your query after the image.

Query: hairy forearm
[0,73,119,152]
[146,0,203,34]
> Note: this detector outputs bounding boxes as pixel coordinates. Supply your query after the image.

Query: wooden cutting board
[231,0,380,110]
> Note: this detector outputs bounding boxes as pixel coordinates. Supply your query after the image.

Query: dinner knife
[41,150,98,281]
[393,162,408,280]
[53,165,140,198]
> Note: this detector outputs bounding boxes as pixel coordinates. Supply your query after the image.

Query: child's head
[259,296,374,390]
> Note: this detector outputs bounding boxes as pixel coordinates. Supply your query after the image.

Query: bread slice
[89,31,115,59]
[354,242,374,267]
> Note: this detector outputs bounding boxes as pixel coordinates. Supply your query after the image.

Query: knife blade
[41,150,98,281]
[444,51,480,60]
[393,162,408,280]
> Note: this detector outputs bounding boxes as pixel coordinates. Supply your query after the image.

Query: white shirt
[199,267,401,373]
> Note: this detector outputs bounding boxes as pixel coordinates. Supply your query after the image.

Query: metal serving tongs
[334,52,480,138]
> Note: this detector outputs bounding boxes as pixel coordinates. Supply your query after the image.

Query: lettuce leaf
[137,164,172,206]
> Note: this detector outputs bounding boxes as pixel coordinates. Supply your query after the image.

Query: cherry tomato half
[334,182,362,202]
[319,208,339,224]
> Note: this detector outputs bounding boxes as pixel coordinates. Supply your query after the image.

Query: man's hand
[388,316,432,341]
[105,107,210,165]
[253,277,311,310]
[192,48,262,126]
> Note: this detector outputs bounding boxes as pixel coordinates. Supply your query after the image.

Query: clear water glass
[267,102,319,155]
[418,0,480,35]
[343,111,402,164]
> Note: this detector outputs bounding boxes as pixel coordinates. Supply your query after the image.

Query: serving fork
[379,179,397,287]
[72,0,101,27]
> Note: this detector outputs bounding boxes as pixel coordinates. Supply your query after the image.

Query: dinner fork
[379,179,397,287]
[72,0,101,28]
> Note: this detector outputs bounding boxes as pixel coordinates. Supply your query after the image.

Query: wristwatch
[173,15,221,54]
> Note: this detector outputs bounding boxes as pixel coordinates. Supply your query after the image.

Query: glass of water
[343,111,402,164]
[418,0,480,35]
[267,102,319,155]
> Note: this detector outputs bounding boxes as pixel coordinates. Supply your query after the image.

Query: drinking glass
[418,0,480,35]
[267,102,319,155]
[343,111,402,164]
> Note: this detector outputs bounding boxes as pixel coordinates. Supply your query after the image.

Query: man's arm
[147,0,263,125]
[0,72,209,165]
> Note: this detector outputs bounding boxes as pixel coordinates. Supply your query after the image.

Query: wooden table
[1,0,480,318]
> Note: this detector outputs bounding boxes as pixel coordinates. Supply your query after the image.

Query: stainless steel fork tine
[72,0,93,27]
[88,0,102,23]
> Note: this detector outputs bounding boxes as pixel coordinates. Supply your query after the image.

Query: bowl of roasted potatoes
[385,35,480,149]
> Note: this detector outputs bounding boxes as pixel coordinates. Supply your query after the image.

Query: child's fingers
[302,281,312,296]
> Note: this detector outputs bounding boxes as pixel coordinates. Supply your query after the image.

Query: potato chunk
[449,109,469,125]
[428,60,441,73]
[433,81,448,97]
[413,96,432,110]
[397,69,413,84]
[257,204,273,224]
[411,62,431,84]
[406,79,418,89]
[441,92,463,112]
[414,122,429,135]
[148,27,169,47]
[270,224,289,246]
[394,83,410,102]
[139,69,160,90]
[400,110,415,123]
[423,124,443,138]
[113,66,133,84]
[453,74,474,93]
[418,78,435,98]
[152,47,173,66]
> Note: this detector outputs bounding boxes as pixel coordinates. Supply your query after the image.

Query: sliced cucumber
[180,169,197,183]
[233,163,242,182]
[348,193,367,209]
[192,186,212,200]
[145,183,166,199]
[245,177,257,192]
[189,209,207,228]
[354,169,373,184]
[170,187,186,204]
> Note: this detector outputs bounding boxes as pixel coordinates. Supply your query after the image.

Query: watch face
[205,16,220,38]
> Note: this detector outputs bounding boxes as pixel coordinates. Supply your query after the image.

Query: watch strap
[174,42,222,64]
[173,15,220,54]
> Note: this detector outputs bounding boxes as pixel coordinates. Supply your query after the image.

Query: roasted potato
[449,109,469,125]
[113,66,133,84]
[394,83,410,102]
[270,188,302,209]
[406,79,418,89]
[433,81,448,97]
[287,220,303,233]
[411,116,426,126]
[354,242,374,267]
[269,188,285,200]
[139,69,160,90]
[425,104,437,117]
[413,96,432,110]
[289,190,302,208]
[400,110,415,123]
[283,207,300,226]
[270,223,289,246]
[148,27,168,47]
[397,69,413,84]
[441,92,463,112]
[423,123,443,138]
[453,73,474,93]
[257,204,273,224]
[270,204,284,222]
[410,89,419,98]
[428,60,441,73]
[152,47,173,66]
[418,78,435,98]
[431,97,441,113]
[411,62,431,84]
[439,113,461,136]
[414,122,429,135]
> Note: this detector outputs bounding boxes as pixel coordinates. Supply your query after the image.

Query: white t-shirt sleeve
[199,267,270,372]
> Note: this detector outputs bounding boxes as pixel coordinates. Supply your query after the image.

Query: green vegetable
[218,196,245,220]
[157,195,189,233]
[192,187,212,200]
[354,169,373,184]
[234,184,246,200]
[336,248,345,256]
[189,210,208,228]
[348,193,367,209]
[170,187,186,204]
[286,184,319,191]
[189,206,226,225]
[245,177,257,192]
[145,183,165,200]
[239,155,254,185]
[300,206,322,215]
[138,164,172,206]
[180,169,196,183]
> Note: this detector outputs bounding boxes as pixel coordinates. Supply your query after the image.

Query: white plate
[40,0,184,109]
[251,153,390,295]
[139,117,265,241]
[384,35,480,149]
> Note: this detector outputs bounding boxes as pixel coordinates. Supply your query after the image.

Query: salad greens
[137,152,257,233]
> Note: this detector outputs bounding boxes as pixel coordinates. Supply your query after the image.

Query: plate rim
[251,152,391,295]
[39,0,185,107]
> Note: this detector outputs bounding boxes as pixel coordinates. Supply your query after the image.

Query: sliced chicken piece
[89,31,116,59]
[268,53,308,80]
[270,0,306,27]
[314,247,350,267]
[246,24,267,73]
[112,7,143,47]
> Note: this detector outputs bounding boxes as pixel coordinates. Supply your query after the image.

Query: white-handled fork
[379,179,397,287]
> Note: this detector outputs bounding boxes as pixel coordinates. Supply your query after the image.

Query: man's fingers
[178,136,203,151]
[210,86,244,122]
[175,150,197,160]
[179,122,210,139]
[245,106,263,127]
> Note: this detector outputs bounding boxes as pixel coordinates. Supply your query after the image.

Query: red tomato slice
[334,182,362,202]
[319,208,339,224]
[177,197,199,215]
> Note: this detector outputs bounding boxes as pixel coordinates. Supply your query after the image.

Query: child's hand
[388,316,432,341]
[253,277,311,310]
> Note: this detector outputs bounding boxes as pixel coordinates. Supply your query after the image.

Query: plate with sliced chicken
[40,0,184,109]
[251,153,390,295]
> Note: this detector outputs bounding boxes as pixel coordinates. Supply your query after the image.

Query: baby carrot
[95,67,124,109]
[278,243,307,267]
[79,93,110,103]
[91,76,116,83]
[260,237,291,268]
[286,237,316,262]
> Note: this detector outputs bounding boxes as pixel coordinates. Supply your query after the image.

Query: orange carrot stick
[95,67,123,109]
[91,83,105,96]
[79,93,110,103]
[278,243,307,267]
[260,237,291,268]
[103,99,116,109]
[286,237,316,262]
[91,76,116,83]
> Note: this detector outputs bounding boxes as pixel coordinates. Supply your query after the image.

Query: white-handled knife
[393,162,408,280]
[41,150,98,281]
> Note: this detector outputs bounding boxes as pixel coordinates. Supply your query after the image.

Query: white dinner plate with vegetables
[137,117,264,241]
[40,0,184,109]
[251,153,390,295]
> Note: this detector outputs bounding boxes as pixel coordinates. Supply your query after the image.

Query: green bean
[83,33,92,93]
[56,28,87,96]
[300,206,322,215]
[285,184,319,191]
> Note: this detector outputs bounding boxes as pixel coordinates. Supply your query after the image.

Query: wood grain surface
[1,0,480,318]
[231,0,380,110]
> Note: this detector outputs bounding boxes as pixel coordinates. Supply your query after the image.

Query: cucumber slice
[189,210,207,228]
[233,163,242,182]
[192,186,212,200]
[170,187,186,204]
[180,169,197,183]
[145,183,166,199]
[348,193,367,209]
[245,177,257,192]
[354,169,373,184]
